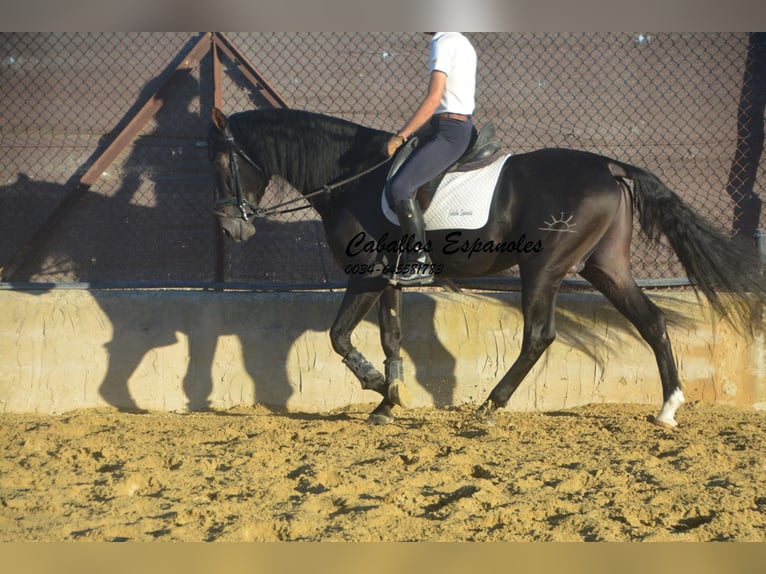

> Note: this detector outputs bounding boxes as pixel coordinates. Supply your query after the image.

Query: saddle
[384,122,502,210]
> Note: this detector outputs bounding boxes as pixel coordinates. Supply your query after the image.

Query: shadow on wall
[4,284,700,415]
[90,290,458,413]
[90,289,683,413]
[3,70,213,284]
[0,175,68,272]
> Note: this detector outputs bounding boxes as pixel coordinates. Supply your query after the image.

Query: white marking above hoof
[654,389,685,428]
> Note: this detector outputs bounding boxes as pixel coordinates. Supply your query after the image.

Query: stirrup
[388,253,435,286]
[393,269,434,286]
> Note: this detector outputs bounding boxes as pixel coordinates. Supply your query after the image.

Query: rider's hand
[384,135,407,157]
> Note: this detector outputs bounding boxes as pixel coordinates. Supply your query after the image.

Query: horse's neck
[273,129,386,194]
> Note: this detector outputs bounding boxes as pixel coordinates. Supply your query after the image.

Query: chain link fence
[1,32,764,287]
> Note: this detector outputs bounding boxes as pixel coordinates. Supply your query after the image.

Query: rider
[384,32,477,286]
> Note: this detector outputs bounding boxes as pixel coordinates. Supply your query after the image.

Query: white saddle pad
[382,154,510,230]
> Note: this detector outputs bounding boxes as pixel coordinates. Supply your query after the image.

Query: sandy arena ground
[0,401,764,542]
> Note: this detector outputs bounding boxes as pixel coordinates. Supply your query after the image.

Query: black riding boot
[390,198,434,286]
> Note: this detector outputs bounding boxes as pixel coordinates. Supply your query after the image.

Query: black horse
[209,107,764,427]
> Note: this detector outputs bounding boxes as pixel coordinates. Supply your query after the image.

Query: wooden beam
[213,33,290,109]
[79,33,212,187]
[212,34,224,110]
[2,33,213,281]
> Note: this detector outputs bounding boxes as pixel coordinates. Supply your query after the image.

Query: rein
[214,135,393,221]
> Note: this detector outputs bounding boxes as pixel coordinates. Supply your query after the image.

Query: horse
[209,106,765,427]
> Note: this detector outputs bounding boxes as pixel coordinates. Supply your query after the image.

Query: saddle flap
[382,153,510,231]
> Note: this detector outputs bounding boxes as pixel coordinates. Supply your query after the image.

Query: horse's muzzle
[217,213,256,242]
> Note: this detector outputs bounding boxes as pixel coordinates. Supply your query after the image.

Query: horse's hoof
[387,379,412,409]
[474,402,496,426]
[366,412,394,426]
[651,415,678,429]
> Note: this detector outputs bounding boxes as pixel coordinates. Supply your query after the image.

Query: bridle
[212,135,266,222]
[213,133,394,222]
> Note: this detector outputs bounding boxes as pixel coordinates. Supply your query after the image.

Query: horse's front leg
[329,278,410,424]
[367,284,412,425]
[330,278,386,391]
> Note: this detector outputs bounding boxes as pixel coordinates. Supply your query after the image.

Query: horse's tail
[610,160,765,329]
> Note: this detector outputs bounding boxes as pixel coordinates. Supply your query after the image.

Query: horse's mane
[228,109,391,192]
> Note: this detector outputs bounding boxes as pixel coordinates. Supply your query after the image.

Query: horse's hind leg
[579,257,685,428]
[478,268,562,421]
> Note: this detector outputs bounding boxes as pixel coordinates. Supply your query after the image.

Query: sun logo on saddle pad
[539,212,577,233]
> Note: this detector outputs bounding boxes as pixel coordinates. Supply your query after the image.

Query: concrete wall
[1,288,764,415]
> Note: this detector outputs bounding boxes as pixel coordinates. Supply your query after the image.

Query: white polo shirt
[429,32,477,116]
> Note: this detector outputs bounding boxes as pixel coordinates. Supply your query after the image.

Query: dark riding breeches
[387,117,475,206]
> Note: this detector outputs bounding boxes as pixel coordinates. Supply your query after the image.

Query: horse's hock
[1,288,764,415]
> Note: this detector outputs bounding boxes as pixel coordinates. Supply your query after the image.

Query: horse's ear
[211,107,228,133]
